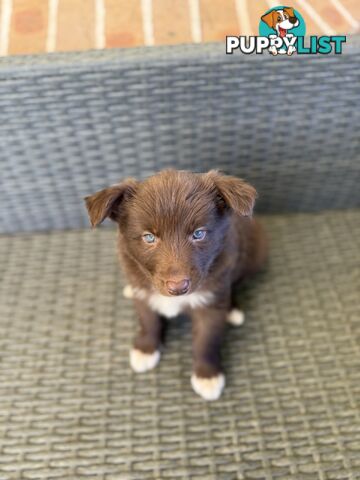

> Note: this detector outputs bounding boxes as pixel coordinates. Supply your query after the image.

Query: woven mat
[0,210,359,480]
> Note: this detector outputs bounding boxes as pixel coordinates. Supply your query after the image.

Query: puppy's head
[85,170,256,296]
[261,7,299,36]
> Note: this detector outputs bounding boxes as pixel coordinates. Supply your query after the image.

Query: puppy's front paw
[287,45,296,55]
[123,285,134,299]
[130,348,160,373]
[227,308,245,326]
[268,46,278,56]
[191,373,225,401]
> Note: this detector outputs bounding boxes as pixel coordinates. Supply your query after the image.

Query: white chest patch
[124,285,215,318]
[148,291,214,318]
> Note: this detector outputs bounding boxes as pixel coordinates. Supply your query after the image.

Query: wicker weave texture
[0,42,360,233]
[0,209,359,479]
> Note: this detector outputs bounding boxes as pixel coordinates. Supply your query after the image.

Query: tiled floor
[0,0,359,56]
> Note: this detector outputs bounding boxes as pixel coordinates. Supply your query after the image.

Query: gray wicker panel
[0,40,360,233]
[0,209,359,479]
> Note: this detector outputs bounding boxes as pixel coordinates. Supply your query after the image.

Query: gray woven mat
[0,209,359,479]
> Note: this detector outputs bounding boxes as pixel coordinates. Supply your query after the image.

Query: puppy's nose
[166,278,190,296]
[289,16,297,24]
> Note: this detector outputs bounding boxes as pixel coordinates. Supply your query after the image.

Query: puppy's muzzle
[166,278,190,296]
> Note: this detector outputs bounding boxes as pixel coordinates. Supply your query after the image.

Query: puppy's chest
[127,287,214,318]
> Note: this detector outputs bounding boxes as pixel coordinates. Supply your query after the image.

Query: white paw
[129,349,160,373]
[287,45,296,55]
[191,373,225,401]
[123,285,134,299]
[227,309,245,326]
[269,46,278,56]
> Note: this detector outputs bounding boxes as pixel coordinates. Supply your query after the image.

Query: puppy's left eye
[192,229,206,241]
[143,233,156,244]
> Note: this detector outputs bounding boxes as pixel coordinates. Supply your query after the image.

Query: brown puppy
[85,170,267,400]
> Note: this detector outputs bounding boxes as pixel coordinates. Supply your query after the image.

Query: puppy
[261,7,299,56]
[85,170,267,401]
[261,7,299,38]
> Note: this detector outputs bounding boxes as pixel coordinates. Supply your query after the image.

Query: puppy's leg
[130,298,162,373]
[190,308,227,401]
[227,288,245,326]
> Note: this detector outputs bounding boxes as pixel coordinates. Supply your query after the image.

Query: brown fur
[85,170,267,380]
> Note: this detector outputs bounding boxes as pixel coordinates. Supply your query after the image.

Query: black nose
[289,16,297,25]
[166,278,190,296]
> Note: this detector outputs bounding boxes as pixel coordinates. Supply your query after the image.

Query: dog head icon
[261,7,299,37]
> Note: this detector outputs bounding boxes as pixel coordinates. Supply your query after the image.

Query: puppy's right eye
[142,233,156,244]
[277,16,281,21]
[192,229,207,241]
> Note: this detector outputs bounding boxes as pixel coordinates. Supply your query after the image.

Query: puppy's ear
[284,6,295,17]
[84,179,137,227]
[261,10,277,29]
[206,170,257,217]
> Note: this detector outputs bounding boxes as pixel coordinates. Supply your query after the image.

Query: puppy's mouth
[278,26,287,37]
[168,288,189,296]
[156,287,191,297]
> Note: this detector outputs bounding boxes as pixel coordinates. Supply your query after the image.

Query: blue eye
[143,233,156,244]
[192,229,206,241]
